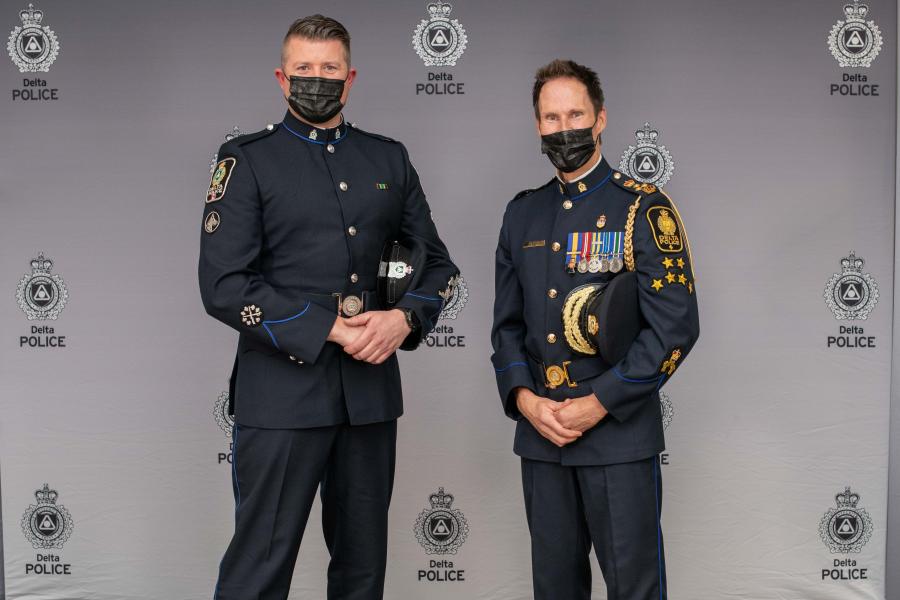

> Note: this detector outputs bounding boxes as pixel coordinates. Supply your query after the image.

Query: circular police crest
[660,391,674,430]
[7,4,59,73]
[438,274,468,320]
[827,1,882,68]
[16,253,67,320]
[412,2,467,67]
[210,126,242,174]
[619,122,674,187]
[21,484,74,549]
[214,391,234,437]
[819,486,872,553]
[824,251,878,320]
[414,487,469,555]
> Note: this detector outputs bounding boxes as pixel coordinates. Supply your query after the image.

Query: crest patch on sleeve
[646,206,683,253]
[207,157,236,203]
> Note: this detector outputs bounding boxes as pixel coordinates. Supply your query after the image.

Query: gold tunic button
[551,242,561,252]
[562,200,573,210]
[350,273,358,283]
[546,333,557,344]
[339,181,348,191]
[548,289,558,299]
[348,226,357,236]
[613,172,621,179]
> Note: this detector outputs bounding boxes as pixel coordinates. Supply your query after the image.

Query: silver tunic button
[348,226,357,236]
[562,200,573,210]
[350,273,359,283]
[339,181,348,191]
[327,144,335,153]
[265,124,274,131]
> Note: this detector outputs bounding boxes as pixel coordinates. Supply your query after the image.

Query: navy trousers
[521,456,666,600]
[214,420,397,600]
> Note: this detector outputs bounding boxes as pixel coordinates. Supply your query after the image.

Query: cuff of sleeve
[395,293,443,335]
[491,352,535,420]
[587,368,662,423]
[261,301,336,364]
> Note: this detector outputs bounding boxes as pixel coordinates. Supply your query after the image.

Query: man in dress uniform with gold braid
[491,59,700,599]
[198,15,458,600]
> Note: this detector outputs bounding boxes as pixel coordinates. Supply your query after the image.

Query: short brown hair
[532,59,604,119]
[282,14,351,66]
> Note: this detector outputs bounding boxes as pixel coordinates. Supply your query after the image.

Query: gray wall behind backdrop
[1,1,897,598]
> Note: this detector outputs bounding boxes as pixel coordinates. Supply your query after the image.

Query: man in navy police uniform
[199,15,458,600]
[491,59,700,599]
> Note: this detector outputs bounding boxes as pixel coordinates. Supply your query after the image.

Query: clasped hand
[515,388,608,447]
[327,309,411,364]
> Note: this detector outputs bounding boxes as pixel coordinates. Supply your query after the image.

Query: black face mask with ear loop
[540,119,599,173]
[287,76,346,124]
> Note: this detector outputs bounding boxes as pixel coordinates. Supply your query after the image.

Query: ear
[275,68,290,96]
[341,67,357,105]
[595,106,608,136]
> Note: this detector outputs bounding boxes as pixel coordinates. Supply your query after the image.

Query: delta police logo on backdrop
[819,486,872,582]
[21,483,74,575]
[827,0,882,68]
[414,487,468,583]
[618,122,674,187]
[824,251,878,349]
[210,126,242,174]
[7,3,57,72]
[412,2,467,96]
[427,274,468,349]
[827,1,882,97]
[213,391,235,465]
[7,3,59,101]
[16,253,68,349]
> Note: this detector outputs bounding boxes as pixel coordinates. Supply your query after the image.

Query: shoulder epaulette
[230,124,279,147]
[610,171,660,195]
[513,178,555,202]
[348,123,399,144]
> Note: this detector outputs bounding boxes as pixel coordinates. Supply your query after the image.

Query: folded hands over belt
[329,309,412,365]
[514,387,608,448]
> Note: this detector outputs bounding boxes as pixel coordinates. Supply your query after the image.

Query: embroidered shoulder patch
[207,157,236,203]
[646,205,683,253]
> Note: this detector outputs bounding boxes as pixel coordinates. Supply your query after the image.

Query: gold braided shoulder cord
[659,190,696,281]
[562,286,598,355]
[624,195,642,272]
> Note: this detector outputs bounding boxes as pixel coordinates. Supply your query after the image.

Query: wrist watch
[399,307,420,333]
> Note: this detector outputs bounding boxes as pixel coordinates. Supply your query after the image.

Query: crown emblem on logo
[828,0,882,68]
[412,1,467,67]
[819,485,872,553]
[414,486,469,554]
[21,483,74,549]
[7,3,59,73]
[619,121,674,187]
[17,252,68,320]
[429,487,454,509]
[824,250,878,320]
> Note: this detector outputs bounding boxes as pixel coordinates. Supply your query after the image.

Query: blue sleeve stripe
[612,367,664,384]
[495,361,528,373]
[261,302,312,350]
[404,292,443,303]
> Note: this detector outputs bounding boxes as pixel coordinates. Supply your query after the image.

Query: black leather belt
[306,290,381,318]
[527,354,610,390]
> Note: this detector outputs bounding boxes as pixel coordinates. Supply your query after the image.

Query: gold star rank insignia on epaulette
[662,257,674,269]
[665,271,676,284]
[646,206,683,253]
[207,157,236,203]
[651,279,664,292]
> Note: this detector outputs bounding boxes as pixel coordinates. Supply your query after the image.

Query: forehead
[283,36,347,65]
[538,77,591,112]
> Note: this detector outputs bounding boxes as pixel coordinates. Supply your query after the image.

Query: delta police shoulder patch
[646,205,683,253]
[207,157,236,203]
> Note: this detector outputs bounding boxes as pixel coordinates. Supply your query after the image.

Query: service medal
[588,256,601,273]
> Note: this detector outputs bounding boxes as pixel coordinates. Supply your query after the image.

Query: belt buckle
[334,292,364,317]
[544,360,577,390]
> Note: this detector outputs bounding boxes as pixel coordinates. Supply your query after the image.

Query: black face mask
[540,124,599,173]
[287,76,346,124]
